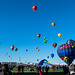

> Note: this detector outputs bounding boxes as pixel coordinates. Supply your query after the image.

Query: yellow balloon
[58,33,62,37]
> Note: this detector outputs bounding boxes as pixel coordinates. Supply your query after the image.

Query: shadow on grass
[13,72,64,75]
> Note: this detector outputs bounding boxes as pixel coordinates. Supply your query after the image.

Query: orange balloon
[37,49,40,51]
[52,22,55,27]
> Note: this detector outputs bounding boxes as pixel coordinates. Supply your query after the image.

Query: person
[36,67,43,75]
[69,64,75,75]
[0,63,2,72]
[42,66,44,72]
[22,65,24,73]
[18,65,21,73]
[51,66,52,72]
[39,66,41,71]
[0,64,12,75]
[63,65,69,75]
[45,66,49,74]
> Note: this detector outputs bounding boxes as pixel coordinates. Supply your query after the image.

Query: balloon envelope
[44,37,46,40]
[15,48,18,51]
[58,33,62,37]
[36,47,38,49]
[52,22,55,27]
[57,40,75,65]
[26,49,28,51]
[52,43,57,48]
[11,45,14,50]
[47,56,49,58]
[51,54,54,58]
[37,34,41,38]
[37,49,40,51]
[32,6,37,11]
[44,39,47,43]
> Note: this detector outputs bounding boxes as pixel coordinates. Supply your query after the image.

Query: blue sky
[0,0,75,64]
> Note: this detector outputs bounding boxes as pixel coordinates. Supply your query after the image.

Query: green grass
[10,68,65,75]
[10,67,63,73]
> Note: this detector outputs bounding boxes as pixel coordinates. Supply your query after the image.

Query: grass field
[10,68,65,75]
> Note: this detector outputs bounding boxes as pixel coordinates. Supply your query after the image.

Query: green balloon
[44,39,47,43]
[44,37,46,40]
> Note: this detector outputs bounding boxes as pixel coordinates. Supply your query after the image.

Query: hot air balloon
[47,56,49,58]
[52,22,55,27]
[44,39,47,43]
[36,47,38,49]
[26,49,28,51]
[51,53,54,58]
[58,33,62,37]
[9,55,10,57]
[15,48,18,51]
[37,34,41,38]
[6,52,8,56]
[44,37,46,40]
[32,6,37,11]
[37,49,40,52]
[57,40,75,66]
[19,57,21,61]
[11,45,14,51]
[52,43,57,48]
[37,59,39,61]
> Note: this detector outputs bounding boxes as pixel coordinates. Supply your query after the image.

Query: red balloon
[32,6,37,11]
[11,45,14,51]
[36,47,38,49]
[37,34,41,38]
[52,43,57,48]
[15,48,18,51]
[9,55,10,57]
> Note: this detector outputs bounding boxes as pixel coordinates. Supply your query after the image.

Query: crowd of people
[0,62,75,75]
[0,63,12,75]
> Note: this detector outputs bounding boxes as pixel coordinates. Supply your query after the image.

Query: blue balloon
[51,53,54,58]
[57,40,75,65]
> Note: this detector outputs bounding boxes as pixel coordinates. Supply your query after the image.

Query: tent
[38,59,54,68]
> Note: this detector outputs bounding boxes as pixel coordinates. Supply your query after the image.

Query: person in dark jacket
[22,65,24,73]
[45,66,49,74]
[63,65,69,75]
[0,63,2,72]
[18,65,21,73]
[0,64,12,75]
